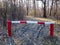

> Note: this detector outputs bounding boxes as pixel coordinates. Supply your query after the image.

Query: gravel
[0,18,60,45]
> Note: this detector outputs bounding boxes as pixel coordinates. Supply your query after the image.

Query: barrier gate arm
[7,20,55,37]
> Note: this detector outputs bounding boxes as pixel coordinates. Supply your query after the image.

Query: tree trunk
[49,0,54,16]
[43,0,47,18]
[27,5,28,16]
[3,2,7,27]
[54,0,58,16]
[11,0,16,21]
[33,0,36,17]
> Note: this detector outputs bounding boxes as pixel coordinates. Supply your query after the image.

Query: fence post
[50,24,54,37]
[7,21,12,37]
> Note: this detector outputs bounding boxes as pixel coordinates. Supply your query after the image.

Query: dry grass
[26,16,60,24]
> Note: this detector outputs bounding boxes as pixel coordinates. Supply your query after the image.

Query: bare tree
[26,0,29,16]
[43,0,47,17]
[49,0,54,16]
[33,0,36,17]
[17,0,26,20]
[47,0,49,16]
[2,0,8,27]
[40,0,47,18]
[11,0,17,20]
[54,0,59,16]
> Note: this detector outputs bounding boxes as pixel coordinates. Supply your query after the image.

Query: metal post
[50,24,54,37]
[7,21,12,37]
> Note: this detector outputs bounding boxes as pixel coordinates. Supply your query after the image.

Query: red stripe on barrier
[38,22,45,24]
[50,24,54,37]
[20,20,27,24]
[7,21,12,37]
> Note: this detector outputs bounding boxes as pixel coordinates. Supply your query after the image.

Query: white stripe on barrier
[27,21,37,24]
[12,21,20,23]
[45,22,55,24]
[11,21,55,24]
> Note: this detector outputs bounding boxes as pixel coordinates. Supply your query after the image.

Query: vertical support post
[7,21,12,37]
[50,24,54,37]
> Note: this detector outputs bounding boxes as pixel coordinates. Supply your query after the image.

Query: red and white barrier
[7,20,55,37]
